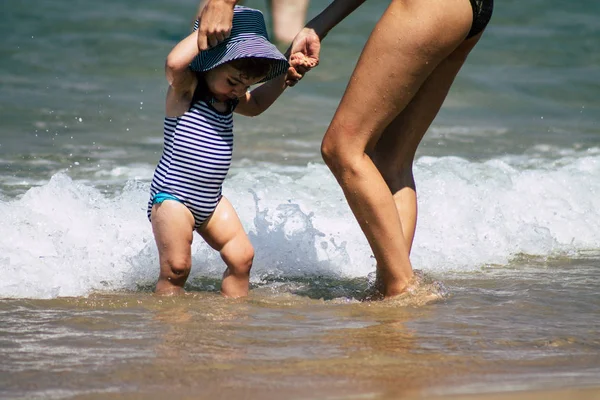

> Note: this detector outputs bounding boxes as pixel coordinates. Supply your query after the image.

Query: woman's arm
[305,0,368,40]
[285,0,368,86]
[165,31,200,116]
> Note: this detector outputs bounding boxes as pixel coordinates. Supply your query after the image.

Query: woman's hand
[285,27,321,86]
[196,0,237,51]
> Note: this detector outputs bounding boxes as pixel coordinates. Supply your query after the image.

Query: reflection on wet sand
[133,289,473,398]
[4,277,599,400]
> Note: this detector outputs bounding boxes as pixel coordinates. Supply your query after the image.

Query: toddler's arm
[165,31,201,116]
[234,74,286,117]
[165,31,200,94]
[235,54,313,117]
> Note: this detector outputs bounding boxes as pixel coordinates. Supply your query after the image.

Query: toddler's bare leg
[199,196,254,298]
[151,201,196,295]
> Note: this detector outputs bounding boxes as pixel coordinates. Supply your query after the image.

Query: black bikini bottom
[467,0,494,38]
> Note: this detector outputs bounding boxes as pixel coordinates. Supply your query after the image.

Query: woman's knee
[320,136,338,169]
[321,126,365,177]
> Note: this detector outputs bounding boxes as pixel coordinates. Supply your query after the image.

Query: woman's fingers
[196,0,234,51]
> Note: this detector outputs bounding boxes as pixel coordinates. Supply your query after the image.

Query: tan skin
[195,0,312,81]
[154,29,307,297]
[153,196,255,297]
[194,0,310,45]
[293,0,485,297]
[197,0,487,298]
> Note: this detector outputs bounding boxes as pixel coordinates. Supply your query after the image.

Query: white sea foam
[2,153,600,299]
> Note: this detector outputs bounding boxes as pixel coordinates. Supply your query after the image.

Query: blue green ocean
[1,1,599,399]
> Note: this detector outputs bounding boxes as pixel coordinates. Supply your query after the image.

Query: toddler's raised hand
[286,51,318,87]
[285,27,320,86]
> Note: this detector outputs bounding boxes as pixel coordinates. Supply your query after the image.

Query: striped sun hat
[191,6,289,83]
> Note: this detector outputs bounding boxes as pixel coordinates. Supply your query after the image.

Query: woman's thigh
[324,0,473,154]
[371,32,484,192]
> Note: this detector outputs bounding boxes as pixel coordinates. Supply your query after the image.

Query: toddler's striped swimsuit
[147,99,234,229]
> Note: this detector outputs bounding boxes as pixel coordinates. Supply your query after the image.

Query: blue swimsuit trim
[152,192,182,205]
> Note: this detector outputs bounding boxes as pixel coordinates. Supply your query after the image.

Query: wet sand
[2,280,599,400]
[436,387,600,400]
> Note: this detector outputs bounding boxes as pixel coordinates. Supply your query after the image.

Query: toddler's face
[204,64,265,102]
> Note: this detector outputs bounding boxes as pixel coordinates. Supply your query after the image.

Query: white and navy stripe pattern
[147,100,234,228]
[191,6,288,82]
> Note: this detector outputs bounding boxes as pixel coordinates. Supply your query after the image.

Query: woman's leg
[198,196,254,298]
[370,32,484,254]
[152,200,196,295]
[268,0,310,44]
[321,0,474,298]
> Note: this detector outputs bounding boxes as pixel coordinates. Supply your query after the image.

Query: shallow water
[2,255,599,399]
